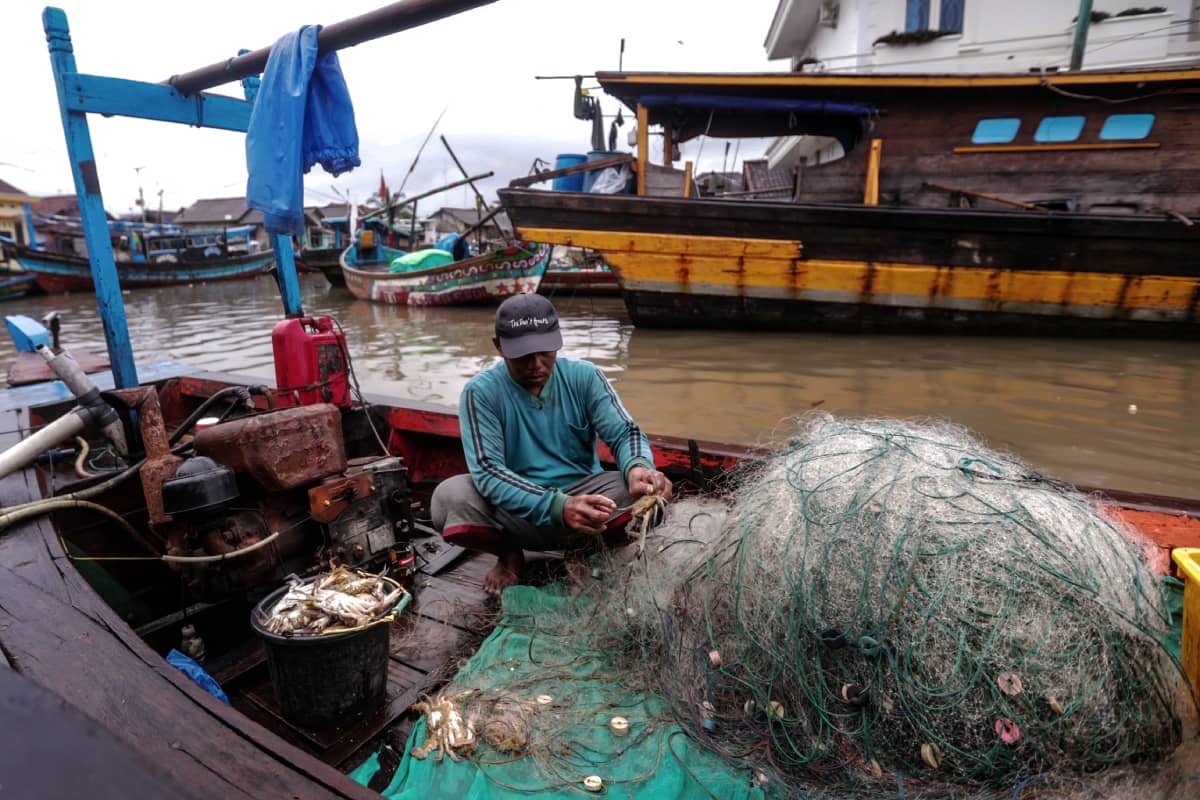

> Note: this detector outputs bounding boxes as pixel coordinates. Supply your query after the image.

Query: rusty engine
[116,385,411,599]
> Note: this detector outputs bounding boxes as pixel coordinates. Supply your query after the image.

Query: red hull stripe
[443,524,501,539]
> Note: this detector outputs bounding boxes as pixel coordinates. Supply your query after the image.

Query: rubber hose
[0,498,142,542]
[73,436,94,480]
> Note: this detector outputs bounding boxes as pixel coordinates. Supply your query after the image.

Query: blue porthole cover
[1034,116,1086,143]
[971,118,1020,144]
[1099,113,1155,141]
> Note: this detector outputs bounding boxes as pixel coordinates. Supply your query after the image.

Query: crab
[626,492,668,556]
[410,692,477,762]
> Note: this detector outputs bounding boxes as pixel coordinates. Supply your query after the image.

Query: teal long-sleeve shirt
[458,357,655,527]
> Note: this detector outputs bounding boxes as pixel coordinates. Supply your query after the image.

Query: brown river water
[1,273,1196,499]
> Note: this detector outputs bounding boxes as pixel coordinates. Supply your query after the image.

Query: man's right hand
[564,494,617,534]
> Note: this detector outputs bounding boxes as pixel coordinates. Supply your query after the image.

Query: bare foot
[483,549,525,596]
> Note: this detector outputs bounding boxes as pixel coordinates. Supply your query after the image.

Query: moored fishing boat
[539,258,620,297]
[0,271,38,301]
[11,3,1198,797]
[9,244,275,292]
[298,245,347,286]
[340,236,551,306]
[4,352,1199,797]
[4,222,274,292]
[500,68,1200,335]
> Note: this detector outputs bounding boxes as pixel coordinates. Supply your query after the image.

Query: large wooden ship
[500,68,1200,334]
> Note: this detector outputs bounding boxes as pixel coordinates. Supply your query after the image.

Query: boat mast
[1069,0,1094,71]
[41,0,498,389]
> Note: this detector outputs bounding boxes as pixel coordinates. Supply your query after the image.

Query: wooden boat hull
[297,247,346,286]
[500,189,1200,335]
[0,273,38,301]
[3,367,1199,798]
[340,242,551,306]
[539,265,620,297]
[11,245,274,292]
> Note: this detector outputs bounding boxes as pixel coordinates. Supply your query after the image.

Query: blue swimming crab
[626,492,668,555]
[410,692,477,762]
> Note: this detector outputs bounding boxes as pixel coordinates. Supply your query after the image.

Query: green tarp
[389,248,454,273]
[352,585,763,799]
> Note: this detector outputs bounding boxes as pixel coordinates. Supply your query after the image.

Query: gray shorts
[430,471,636,551]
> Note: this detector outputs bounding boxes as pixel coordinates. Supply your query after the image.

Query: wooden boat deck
[0,403,499,798]
[4,374,1200,797]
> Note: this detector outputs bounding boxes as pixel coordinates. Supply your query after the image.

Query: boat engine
[155,402,411,598]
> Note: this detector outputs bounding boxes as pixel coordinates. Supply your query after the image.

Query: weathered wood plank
[0,512,378,799]
[0,666,204,800]
[0,408,76,603]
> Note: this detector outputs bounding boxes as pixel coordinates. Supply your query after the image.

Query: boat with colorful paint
[500,68,1200,335]
[298,214,352,286]
[298,246,347,286]
[339,236,551,306]
[539,256,620,297]
[4,350,1200,797]
[10,4,1198,798]
[4,223,274,293]
[0,272,38,301]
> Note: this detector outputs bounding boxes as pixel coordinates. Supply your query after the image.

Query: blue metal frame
[42,6,304,389]
[22,203,39,249]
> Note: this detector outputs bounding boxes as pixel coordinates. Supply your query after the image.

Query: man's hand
[564,494,617,534]
[627,466,673,499]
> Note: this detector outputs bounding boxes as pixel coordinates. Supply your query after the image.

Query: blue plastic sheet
[167,649,230,704]
[246,26,360,236]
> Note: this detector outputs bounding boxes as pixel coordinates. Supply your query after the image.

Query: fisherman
[431,293,672,595]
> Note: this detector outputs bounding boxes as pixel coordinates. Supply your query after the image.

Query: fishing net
[366,414,1189,799]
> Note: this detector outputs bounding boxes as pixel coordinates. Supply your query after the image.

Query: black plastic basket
[250,575,405,729]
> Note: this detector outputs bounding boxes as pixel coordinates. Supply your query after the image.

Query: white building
[763,1,1200,166]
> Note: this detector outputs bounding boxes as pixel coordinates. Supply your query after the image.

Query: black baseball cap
[494,294,563,359]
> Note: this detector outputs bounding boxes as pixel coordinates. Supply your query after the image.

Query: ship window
[1099,113,1155,140]
[905,0,930,31]
[971,118,1020,144]
[940,0,965,33]
[1034,116,1085,143]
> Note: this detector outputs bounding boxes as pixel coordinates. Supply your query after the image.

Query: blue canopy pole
[272,235,304,317]
[43,8,138,388]
[22,204,40,249]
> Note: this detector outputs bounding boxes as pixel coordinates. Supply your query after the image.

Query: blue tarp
[166,649,230,704]
[246,25,360,237]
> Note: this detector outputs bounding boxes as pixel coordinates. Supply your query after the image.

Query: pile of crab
[258,564,406,636]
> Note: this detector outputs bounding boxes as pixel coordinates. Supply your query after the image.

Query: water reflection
[1,274,1196,498]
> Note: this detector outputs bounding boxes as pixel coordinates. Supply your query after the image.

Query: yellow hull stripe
[952,142,1160,154]
[518,227,1198,314]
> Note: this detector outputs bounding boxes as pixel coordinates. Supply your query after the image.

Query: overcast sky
[2,0,781,216]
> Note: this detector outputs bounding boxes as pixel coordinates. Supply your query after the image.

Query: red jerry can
[271,317,352,408]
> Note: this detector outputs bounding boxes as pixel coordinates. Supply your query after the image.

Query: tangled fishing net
[410,415,1188,798]
[641,415,1186,794]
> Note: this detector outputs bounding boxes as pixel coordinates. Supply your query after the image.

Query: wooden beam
[662,120,674,167]
[953,142,1161,154]
[64,74,253,132]
[515,228,804,259]
[506,155,633,189]
[924,181,1048,211]
[863,138,882,206]
[683,161,693,198]
[598,69,1200,89]
[637,103,649,197]
[167,0,501,96]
